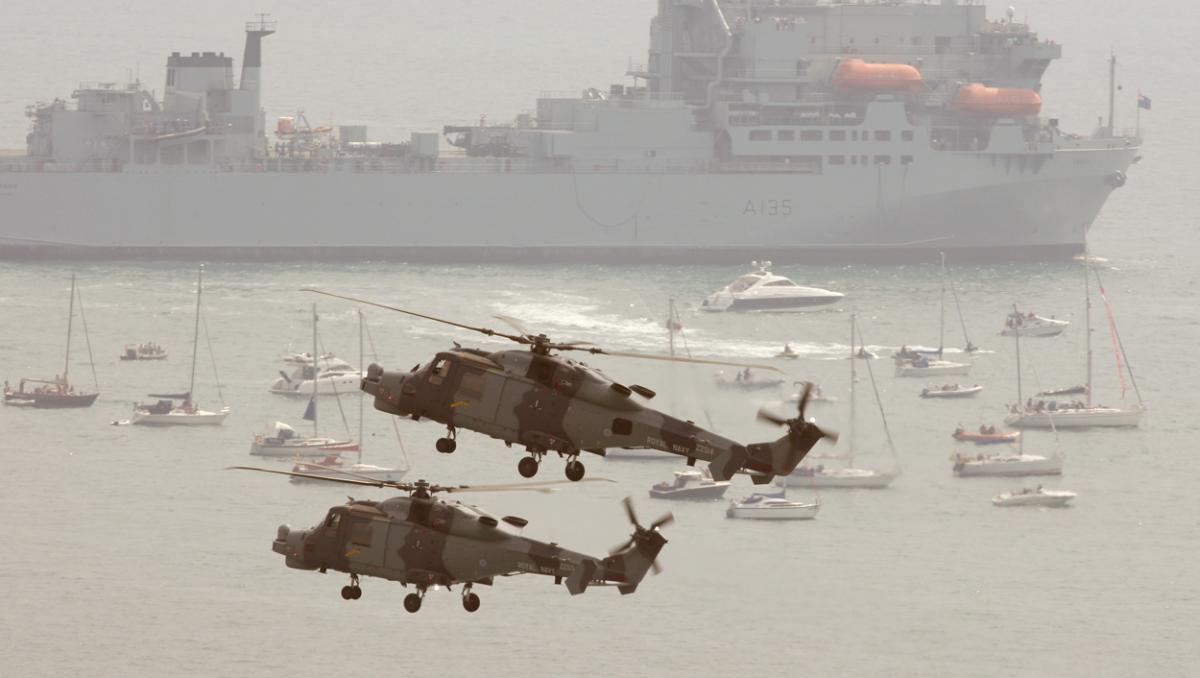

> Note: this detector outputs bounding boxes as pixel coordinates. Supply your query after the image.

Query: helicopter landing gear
[403,589,424,613]
[436,427,457,454]
[564,458,586,482]
[517,455,540,478]
[462,584,481,613]
[340,574,362,601]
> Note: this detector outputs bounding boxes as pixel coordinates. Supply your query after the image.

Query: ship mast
[311,303,319,436]
[1107,52,1117,137]
[667,298,676,357]
[938,252,947,358]
[62,274,76,386]
[358,309,365,465]
[849,313,857,466]
[1084,237,1094,407]
[1013,303,1025,456]
[188,266,203,402]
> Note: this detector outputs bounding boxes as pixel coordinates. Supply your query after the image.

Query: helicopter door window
[348,519,373,547]
[429,358,451,386]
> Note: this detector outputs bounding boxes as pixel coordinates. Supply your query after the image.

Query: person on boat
[954,425,965,436]
[742,368,752,382]
[979,424,987,434]
[986,425,996,434]
[782,343,794,356]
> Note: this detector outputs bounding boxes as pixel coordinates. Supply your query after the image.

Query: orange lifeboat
[952,84,1042,116]
[832,59,924,93]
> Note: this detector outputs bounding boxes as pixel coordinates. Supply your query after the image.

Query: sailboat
[778,314,898,489]
[131,266,230,425]
[895,253,972,377]
[4,274,99,408]
[954,306,1063,477]
[251,304,357,456]
[288,310,408,482]
[1005,246,1144,429]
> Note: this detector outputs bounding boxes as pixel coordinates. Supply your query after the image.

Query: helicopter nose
[275,525,319,570]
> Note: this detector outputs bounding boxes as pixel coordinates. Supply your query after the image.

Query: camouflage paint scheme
[273,494,663,598]
[361,347,830,482]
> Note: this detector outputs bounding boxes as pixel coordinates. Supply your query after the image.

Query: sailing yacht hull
[3,392,98,408]
[249,438,358,457]
[953,454,1063,477]
[131,407,230,426]
[1004,407,1143,428]
[776,469,897,489]
[726,503,819,520]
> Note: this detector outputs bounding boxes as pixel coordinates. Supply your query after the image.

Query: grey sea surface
[2,0,1199,676]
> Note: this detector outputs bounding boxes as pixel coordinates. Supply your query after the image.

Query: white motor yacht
[270,356,362,396]
[952,452,1063,477]
[702,261,842,312]
[648,469,730,500]
[726,491,819,520]
[992,486,1077,507]
[1001,311,1069,337]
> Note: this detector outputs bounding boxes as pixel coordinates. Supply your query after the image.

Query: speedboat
[250,421,358,457]
[726,491,819,520]
[120,342,168,361]
[894,353,971,377]
[1004,401,1144,428]
[131,398,230,426]
[270,356,362,396]
[648,469,730,500]
[1001,311,1069,338]
[921,383,983,398]
[775,345,801,359]
[776,464,896,489]
[992,487,1077,507]
[952,427,1020,445]
[952,452,1063,477]
[702,261,843,312]
[288,455,407,483]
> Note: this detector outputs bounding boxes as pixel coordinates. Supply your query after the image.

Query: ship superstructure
[0,3,1138,262]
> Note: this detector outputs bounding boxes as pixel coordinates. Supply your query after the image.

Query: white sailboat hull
[953,454,1063,477]
[131,407,230,426]
[249,437,357,457]
[726,502,819,520]
[1005,406,1143,428]
[776,468,897,489]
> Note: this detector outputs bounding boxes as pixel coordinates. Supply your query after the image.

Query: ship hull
[0,147,1135,263]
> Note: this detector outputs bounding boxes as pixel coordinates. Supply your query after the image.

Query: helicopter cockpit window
[428,358,452,385]
[324,511,341,530]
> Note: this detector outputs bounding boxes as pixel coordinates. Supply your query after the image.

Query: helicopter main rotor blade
[302,289,529,345]
[434,478,615,494]
[570,347,784,374]
[492,314,537,340]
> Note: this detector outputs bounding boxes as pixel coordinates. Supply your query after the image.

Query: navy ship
[0,2,1138,262]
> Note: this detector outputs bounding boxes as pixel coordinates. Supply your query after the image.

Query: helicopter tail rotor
[747,383,838,480]
[596,497,671,595]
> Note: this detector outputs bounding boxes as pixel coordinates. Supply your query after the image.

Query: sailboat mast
[938,252,946,358]
[1013,304,1024,454]
[188,266,203,400]
[667,298,676,357]
[311,303,319,436]
[1084,240,1094,407]
[849,313,857,464]
[62,274,76,385]
[358,310,364,465]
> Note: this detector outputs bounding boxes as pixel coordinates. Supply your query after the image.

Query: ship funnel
[240,15,276,94]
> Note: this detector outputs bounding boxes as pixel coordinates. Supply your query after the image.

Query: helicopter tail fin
[744,425,831,478]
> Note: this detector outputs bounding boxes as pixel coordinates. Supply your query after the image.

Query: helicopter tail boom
[743,426,827,479]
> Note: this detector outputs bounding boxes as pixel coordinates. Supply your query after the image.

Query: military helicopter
[305,289,837,483]
[232,466,671,613]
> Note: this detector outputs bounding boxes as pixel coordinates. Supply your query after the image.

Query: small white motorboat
[270,357,362,396]
[777,464,896,489]
[726,491,819,520]
[648,469,730,500]
[714,370,784,392]
[992,486,1077,507]
[1000,311,1069,338]
[702,261,843,312]
[921,383,983,398]
[952,452,1063,477]
[249,421,358,457]
[894,356,971,377]
[288,455,407,483]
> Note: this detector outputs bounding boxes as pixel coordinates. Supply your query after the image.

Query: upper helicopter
[305,289,837,483]
[233,466,670,613]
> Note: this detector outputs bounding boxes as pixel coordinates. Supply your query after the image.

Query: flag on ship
[1137,92,1152,110]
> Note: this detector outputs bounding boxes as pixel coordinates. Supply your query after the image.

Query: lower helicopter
[232,467,672,613]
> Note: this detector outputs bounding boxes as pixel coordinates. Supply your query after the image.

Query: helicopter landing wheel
[436,437,457,454]
[517,456,540,478]
[403,592,422,613]
[564,459,586,482]
[462,592,481,613]
[341,585,354,600]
